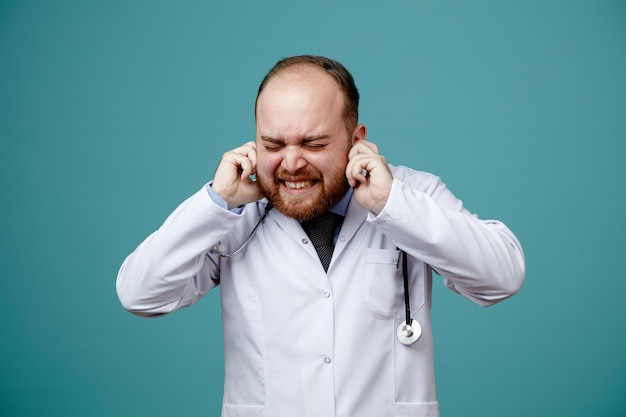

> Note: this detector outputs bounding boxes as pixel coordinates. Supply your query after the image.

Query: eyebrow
[260,135,330,144]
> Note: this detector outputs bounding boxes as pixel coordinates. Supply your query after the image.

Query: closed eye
[302,135,330,150]
[261,136,285,151]
[264,144,284,151]
[304,142,326,149]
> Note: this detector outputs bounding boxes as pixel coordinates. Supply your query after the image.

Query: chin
[273,195,326,222]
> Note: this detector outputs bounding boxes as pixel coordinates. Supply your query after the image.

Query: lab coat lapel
[265,208,320,262]
[331,196,369,262]
[264,198,368,270]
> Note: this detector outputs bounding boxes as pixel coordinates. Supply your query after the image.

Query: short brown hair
[255,55,360,134]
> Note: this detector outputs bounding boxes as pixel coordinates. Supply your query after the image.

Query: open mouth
[283,180,316,189]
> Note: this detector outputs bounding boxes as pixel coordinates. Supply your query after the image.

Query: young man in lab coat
[117,55,525,417]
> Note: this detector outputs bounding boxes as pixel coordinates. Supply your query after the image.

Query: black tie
[301,212,342,272]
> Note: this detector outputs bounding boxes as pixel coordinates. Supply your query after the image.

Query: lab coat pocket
[222,404,266,417]
[395,401,439,417]
[364,248,426,319]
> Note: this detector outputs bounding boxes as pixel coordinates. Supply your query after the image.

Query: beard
[258,164,350,222]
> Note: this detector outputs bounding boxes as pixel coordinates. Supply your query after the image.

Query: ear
[351,123,367,145]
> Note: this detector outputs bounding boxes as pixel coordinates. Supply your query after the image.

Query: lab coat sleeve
[370,167,526,306]
[116,187,241,317]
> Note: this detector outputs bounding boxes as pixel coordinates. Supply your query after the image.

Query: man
[117,55,525,417]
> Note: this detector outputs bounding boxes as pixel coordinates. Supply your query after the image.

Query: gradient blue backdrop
[1,1,625,416]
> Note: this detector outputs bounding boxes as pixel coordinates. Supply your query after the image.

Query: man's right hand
[212,141,263,209]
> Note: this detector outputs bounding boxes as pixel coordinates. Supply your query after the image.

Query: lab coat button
[323,292,331,298]
[324,357,332,364]
[302,238,309,244]
[339,236,345,242]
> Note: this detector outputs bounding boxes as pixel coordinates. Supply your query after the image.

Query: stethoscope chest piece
[397,320,421,345]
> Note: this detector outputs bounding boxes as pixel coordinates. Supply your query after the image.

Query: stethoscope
[217,203,421,346]
[396,250,422,345]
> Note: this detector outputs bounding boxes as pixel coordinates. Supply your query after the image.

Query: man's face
[255,66,358,222]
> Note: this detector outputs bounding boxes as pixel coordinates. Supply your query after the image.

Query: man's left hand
[346,140,393,215]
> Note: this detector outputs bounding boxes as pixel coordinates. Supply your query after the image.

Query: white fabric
[116,165,525,417]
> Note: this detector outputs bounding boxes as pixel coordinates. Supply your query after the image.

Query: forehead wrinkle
[260,134,330,145]
[261,134,329,141]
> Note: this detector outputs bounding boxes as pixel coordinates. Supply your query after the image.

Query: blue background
[1,1,625,416]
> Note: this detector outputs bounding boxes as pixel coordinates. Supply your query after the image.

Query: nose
[281,146,307,173]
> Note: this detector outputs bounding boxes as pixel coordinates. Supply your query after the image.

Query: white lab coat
[117,165,525,417]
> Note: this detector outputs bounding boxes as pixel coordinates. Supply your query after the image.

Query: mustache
[273,167,323,181]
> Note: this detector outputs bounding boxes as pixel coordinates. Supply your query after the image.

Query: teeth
[285,180,313,189]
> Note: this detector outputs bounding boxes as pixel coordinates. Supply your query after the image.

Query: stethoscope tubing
[219,203,273,258]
